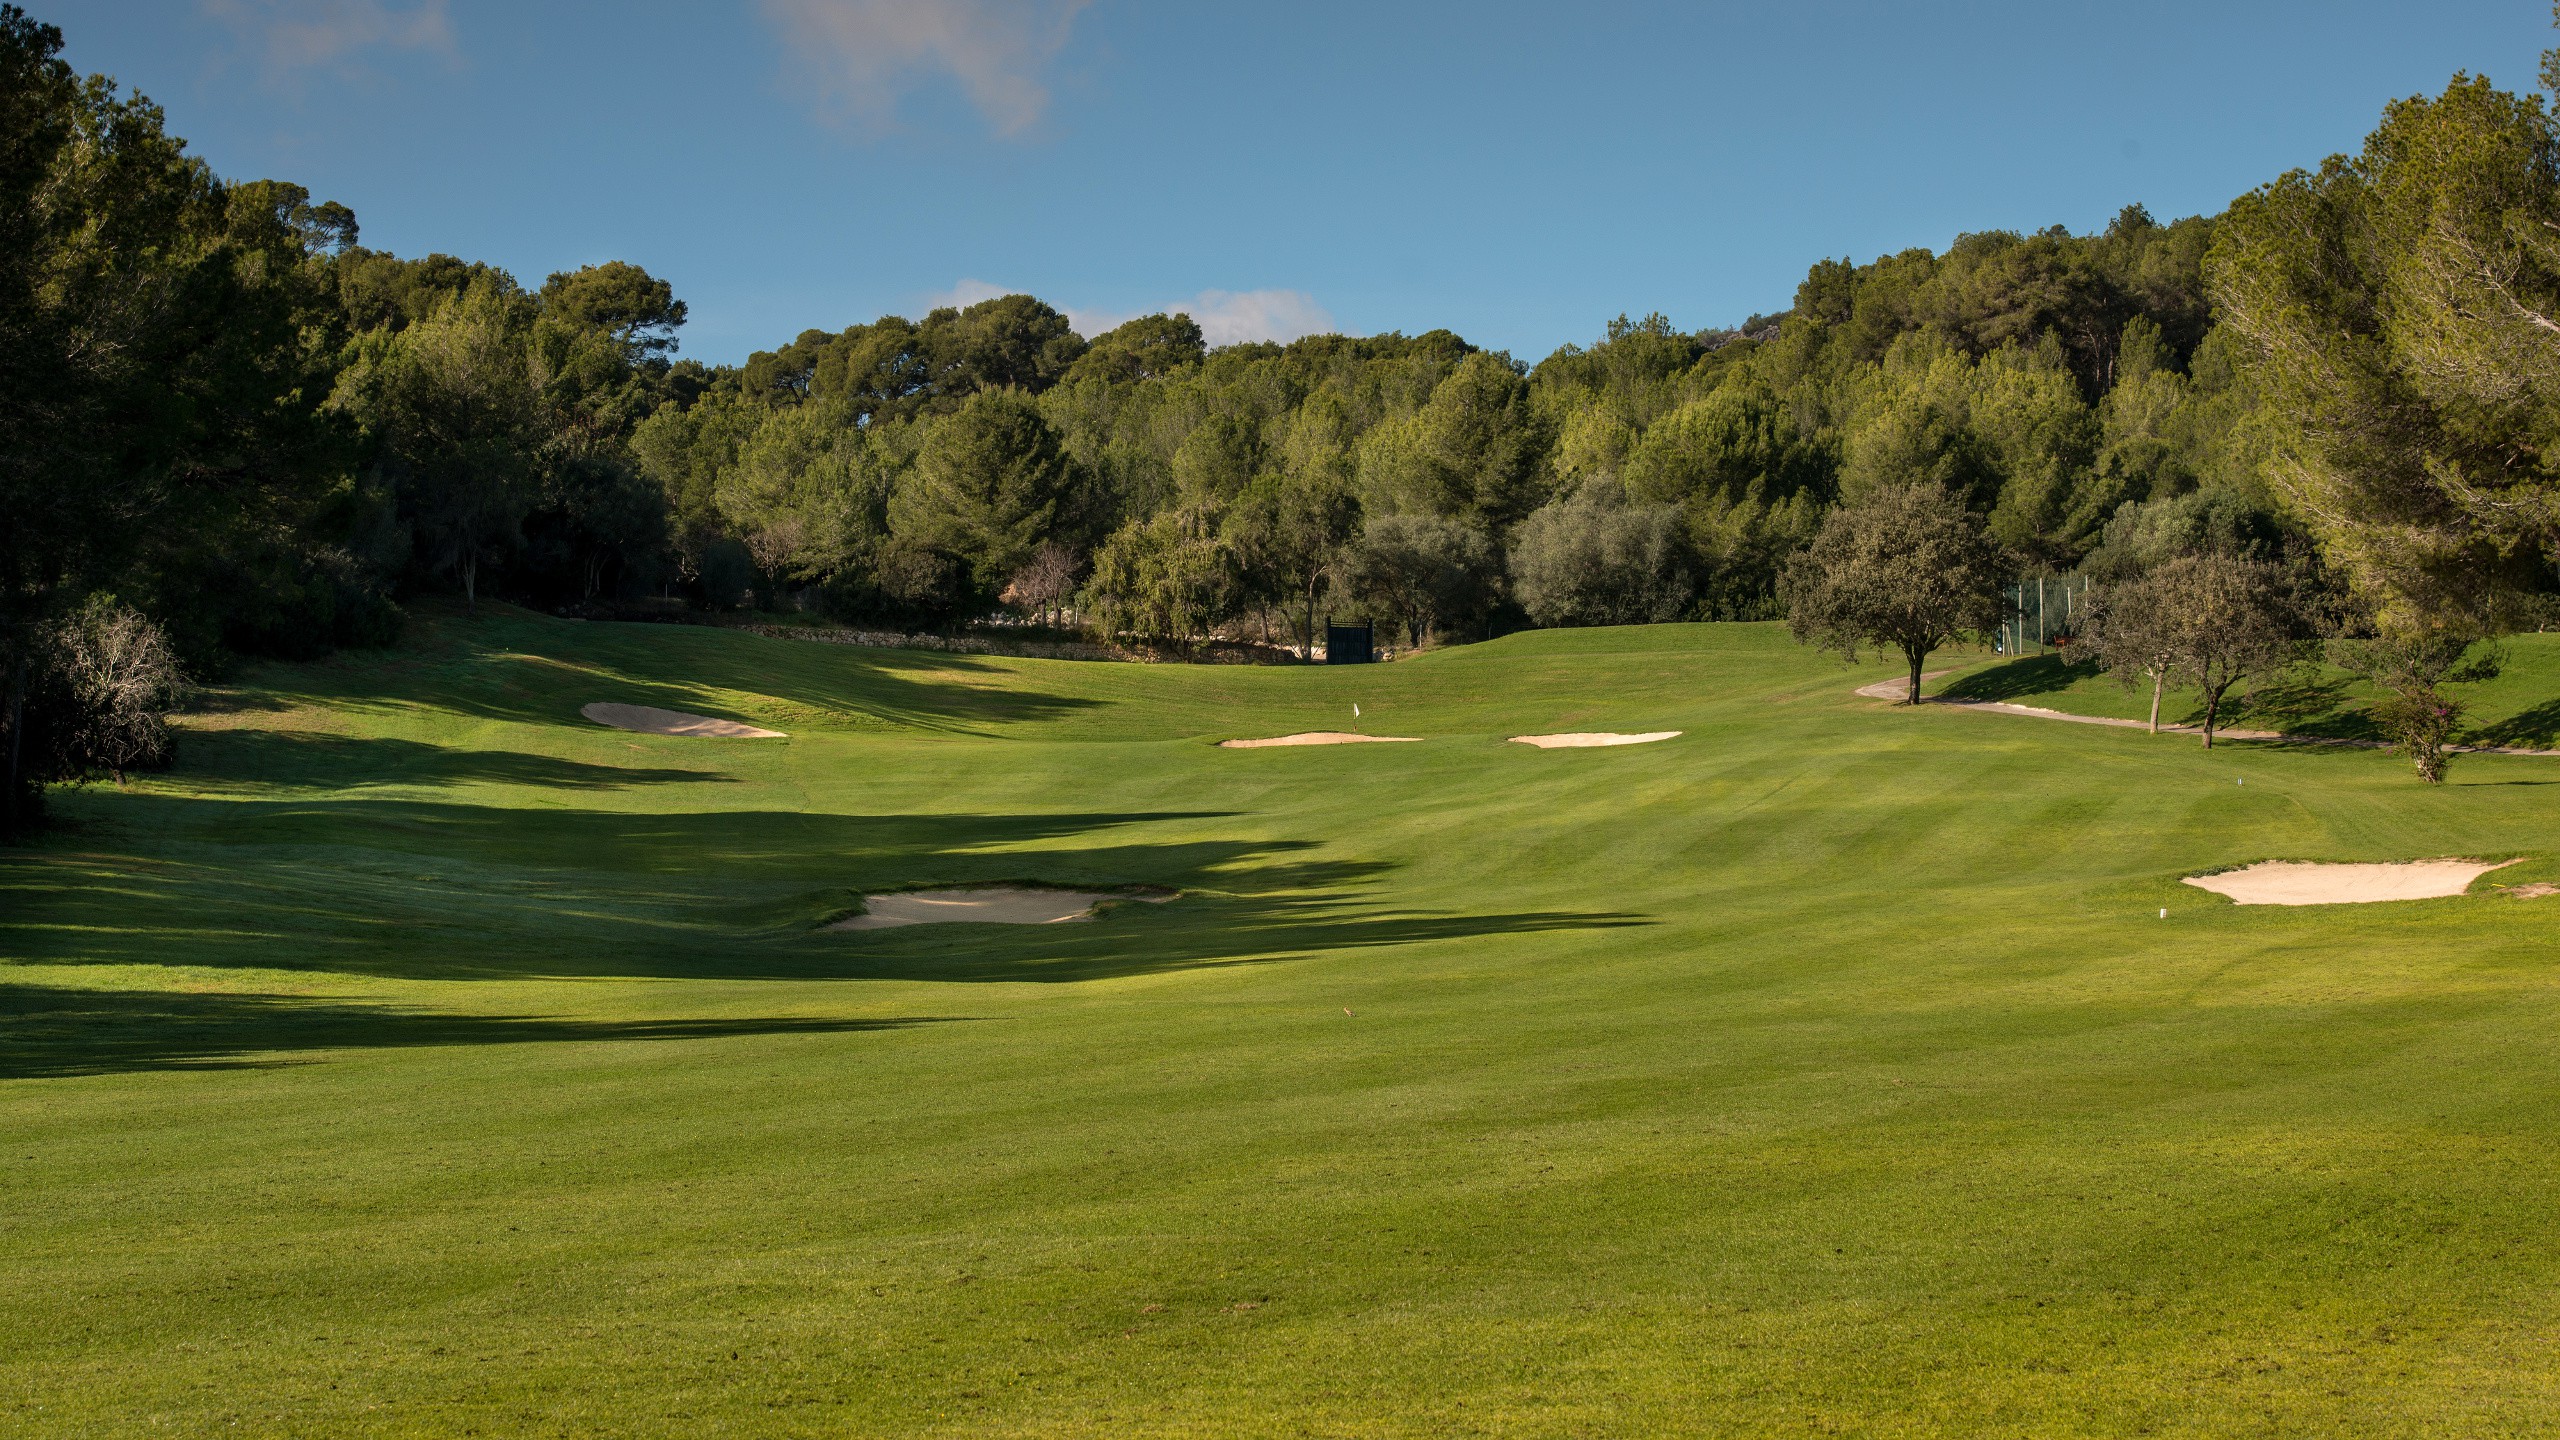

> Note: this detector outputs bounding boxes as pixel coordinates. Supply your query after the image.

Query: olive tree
[2088,554,2302,746]
[1783,483,2006,704]
[2080,569,2187,733]
[2156,554,2301,748]
[1336,512,1500,650]
[1508,482,1691,627]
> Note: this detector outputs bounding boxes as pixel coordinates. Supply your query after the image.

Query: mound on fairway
[1508,730,1681,748]
[1217,731,1420,747]
[581,701,784,738]
[2184,858,2518,905]
[828,886,1165,930]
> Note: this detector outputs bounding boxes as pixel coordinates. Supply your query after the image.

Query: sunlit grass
[6,607,2560,1436]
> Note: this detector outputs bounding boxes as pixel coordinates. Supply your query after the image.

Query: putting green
[7,609,2560,1436]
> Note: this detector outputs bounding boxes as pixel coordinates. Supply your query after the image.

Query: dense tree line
[11,0,2560,820]
[0,6,687,826]
[1784,54,2560,783]
[640,206,2247,655]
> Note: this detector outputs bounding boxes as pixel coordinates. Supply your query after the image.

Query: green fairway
[9,612,2560,1436]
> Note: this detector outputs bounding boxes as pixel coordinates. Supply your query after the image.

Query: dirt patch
[582,702,784,739]
[828,886,1173,931]
[1217,732,1421,748]
[1508,731,1681,748]
[2183,858,2521,906]
[2505,882,2558,899]
[1853,669,1959,702]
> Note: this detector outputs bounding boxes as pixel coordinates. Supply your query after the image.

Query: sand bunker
[582,702,783,739]
[828,886,1170,931]
[1509,731,1681,749]
[2183,858,2520,906]
[1217,732,1421,748]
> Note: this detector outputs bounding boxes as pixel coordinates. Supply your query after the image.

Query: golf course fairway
[8,610,2560,1436]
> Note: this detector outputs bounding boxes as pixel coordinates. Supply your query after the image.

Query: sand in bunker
[829,887,1167,931]
[2184,858,2519,906]
[1509,731,1681,748]
[582,702,783,739]
[1218,732,1421,748]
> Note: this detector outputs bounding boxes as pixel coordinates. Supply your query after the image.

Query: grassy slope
[1932,634,2560,748]
[6,611,2560,1436]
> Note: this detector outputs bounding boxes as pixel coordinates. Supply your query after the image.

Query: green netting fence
[1996,574,2090,656]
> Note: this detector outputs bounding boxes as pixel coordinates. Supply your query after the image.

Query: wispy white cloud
[928,279,1340,347]
[1155,289,1338,348]
[758,0,1089,138]
[924,278,1019,311]
[203,0,455,75]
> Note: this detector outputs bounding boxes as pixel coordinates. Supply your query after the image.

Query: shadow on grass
[4,797,1648,985]
[2234,677,2367,736]
[241,609,1111,738]
[820,877,1650,984]
[180,731,735,791]
[0,984,957,1081]
[1936,655,2093,703]
[1935,657,2394,739]
[2471,698,2560,750]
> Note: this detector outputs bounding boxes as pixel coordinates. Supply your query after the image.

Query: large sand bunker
[2184,858,2519,906]
[828,886,1171,931]
[1218,732,1421,748]
[1509,731,1681,748]
[582,702,783,739]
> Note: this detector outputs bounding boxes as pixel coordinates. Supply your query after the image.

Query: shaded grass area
[5,799,1639,985]
[6,611,2560,1436]
[0,984,956,1080]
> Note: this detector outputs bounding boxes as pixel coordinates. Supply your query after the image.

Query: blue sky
[44,1,2558,365]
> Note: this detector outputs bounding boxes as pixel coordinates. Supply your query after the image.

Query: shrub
[1508,483,1690,627]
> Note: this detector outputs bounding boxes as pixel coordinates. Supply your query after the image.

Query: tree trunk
[2200,681,2227,748]
[1904,645,1927,705]
[2,654,24,842]
[2148,670,2164,734]
[463,554,478,617]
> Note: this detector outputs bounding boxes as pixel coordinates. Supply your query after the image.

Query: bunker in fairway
[1217,731,1421,748]
[582,702,784,738]
[829,887,1173,930]
[1509,731,1681,748]
[2183,858,2519,906]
